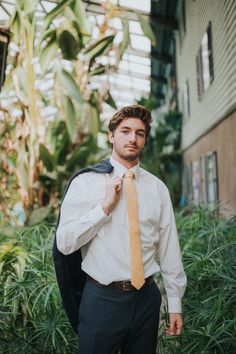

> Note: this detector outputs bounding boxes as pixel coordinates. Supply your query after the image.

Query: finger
[176,321,183,335]
[115,181,122,192]
[176,326,182,335]
[168,320,175,336]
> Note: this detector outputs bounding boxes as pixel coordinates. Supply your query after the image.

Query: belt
[87,275,154,292]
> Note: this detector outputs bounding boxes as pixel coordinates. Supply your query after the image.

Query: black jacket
[53,159,113,333]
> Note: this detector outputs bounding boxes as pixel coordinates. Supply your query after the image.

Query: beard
[113,144,144,161]
[120,151,140,161]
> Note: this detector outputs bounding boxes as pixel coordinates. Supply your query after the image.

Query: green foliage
[158,206,236,353]
[0,224,77,353]
[0,207,235,353]
[137,13,156,46]
[141,110,182,206]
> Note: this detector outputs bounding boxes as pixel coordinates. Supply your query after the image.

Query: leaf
[40,38,58,74]
[16,143,29,193]
[58,69,83,104]
[58,29,78,60]
[88,105,100,135]
[84,35,115,63]
[88,65,106,77]
[66,146,90,170]
[28,206,51,225]
[37,28,57,50]
[12,68,29,106]
[63,96,77,143]
[137,14,156,46]
[117,18,130,63]
[44,0,74,29]
[24,0,39,15]
[104,90,117,109]
[70,0,91,36]
[10,10,21,45]
[39,144,55,172]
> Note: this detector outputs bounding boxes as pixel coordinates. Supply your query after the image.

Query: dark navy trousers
[77,278,162,354]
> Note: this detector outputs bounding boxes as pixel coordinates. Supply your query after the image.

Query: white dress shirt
[56,157,187,313]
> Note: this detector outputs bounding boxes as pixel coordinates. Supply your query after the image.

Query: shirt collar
[110,156,139,180]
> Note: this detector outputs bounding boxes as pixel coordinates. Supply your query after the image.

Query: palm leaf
[58,69,83,104]
[137,14,156,46]
[39,144,55,172]
[44,0,74,29]
[58,29,78,60]
[63,96,77,143]
[84,35,115,63]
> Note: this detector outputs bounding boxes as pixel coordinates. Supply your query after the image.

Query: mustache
[125,144,138,148]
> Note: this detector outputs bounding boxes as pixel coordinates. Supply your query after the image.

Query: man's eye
[137,133,145,137]
[122,130,129,134]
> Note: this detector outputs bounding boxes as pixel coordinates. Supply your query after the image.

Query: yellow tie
[123,170,145,290]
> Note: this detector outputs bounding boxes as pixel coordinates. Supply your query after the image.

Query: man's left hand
[165,313,183,336]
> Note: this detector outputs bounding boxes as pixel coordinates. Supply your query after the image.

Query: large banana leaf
[40,38,58,74]
[104,90,117,109]
[54,121,70,165]
[12,68,29,106]
[37,28,57,50]
[63,96,77,143]
[39,144,55,172]
[24,0,39,16]
[70,0,91,37]
[137,14,156,46]
[66,146,91,171]
[10,10,21,45]
[89,105,100,135]
[84,35,115,64]
[58,69,83,104]
[88,65,106,77]
[28,206,51,226]
[16,143,29,193]
[116,18,130,65]
[58,29,78,60]
[44,0,74,29]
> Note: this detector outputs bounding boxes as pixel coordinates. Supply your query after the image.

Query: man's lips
[125,145,138,149]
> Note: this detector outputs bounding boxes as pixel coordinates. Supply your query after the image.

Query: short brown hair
[108,105,152,138]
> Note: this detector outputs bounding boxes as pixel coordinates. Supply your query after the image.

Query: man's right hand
[102,175,123,215]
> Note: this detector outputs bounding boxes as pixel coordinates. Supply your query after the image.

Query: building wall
[183,111,236,215]
[176,0,236,150]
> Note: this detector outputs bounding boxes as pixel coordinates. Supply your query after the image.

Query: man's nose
[128,132,137,142]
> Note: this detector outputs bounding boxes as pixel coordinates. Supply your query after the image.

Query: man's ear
[108,131,114,144]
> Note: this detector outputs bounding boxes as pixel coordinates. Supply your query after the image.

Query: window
[183,79,190,119]
[196,22,214,99]
[192,160,200,205]
[177,0,186,44]
[182,162,193,203]
[202,151,218,205]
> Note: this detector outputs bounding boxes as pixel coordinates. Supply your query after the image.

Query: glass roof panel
[0,0,152,117]
[119,0,150,13]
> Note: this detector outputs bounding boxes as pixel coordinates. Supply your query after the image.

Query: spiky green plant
[158,206,236,354]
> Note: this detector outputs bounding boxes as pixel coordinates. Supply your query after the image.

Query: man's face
[108,118,146,162]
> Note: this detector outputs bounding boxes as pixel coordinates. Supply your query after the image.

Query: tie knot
[124,170,135,179]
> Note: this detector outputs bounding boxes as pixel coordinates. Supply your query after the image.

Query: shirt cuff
[167,297,182,313]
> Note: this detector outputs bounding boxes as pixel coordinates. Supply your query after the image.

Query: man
[56,105,187,354]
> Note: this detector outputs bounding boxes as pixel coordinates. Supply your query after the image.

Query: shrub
[0,206,235,353]
[159,206,236,354]
[0,224,77,353]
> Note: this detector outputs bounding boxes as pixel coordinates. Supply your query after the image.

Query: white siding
[176,0,236,149]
